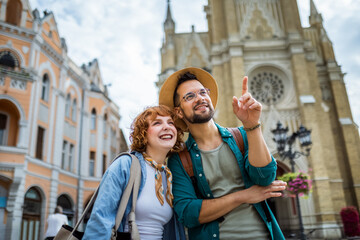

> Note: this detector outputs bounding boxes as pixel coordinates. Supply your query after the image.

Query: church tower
[158,0,360,238]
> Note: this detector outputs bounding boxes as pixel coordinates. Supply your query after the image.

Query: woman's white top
[125,163,173,240]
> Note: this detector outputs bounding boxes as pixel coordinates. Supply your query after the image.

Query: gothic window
[91,108,96,130]
[249,71,285,105]
[35,126,45,160]
[71,99,77,122]
[0,113,8,145]
[6,0,22,26]
[0,50,19,69]
[65,94,71,118]
[41,74,50,102]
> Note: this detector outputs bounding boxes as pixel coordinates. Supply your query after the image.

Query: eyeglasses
[180,88,210,103]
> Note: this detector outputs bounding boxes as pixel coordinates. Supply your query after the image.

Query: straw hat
[158,67,218,131]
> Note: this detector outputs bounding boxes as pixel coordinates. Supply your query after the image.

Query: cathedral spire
[163,0,175,45]
[164,0,175,30]
[310,0,319,16]
[309,0,323,26]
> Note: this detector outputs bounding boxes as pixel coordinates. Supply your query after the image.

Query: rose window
[249,72,284,105]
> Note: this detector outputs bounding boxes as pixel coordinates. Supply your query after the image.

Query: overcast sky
[29,0,360,143]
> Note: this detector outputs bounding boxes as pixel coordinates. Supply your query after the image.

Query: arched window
[91,108,96,130]
[0,113,8,145]
[21,187,42,240]
[249,67,288,106]
[41,74,50,101]
[57,194,74,226]
[6,0,23,26]
[65,94,71,118]
[0,50,19,69]
[71,99,77,122]
[103,114,107,133]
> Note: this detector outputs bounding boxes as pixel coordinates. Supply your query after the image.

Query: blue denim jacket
[168,124,285,240]
[83,151,186,240]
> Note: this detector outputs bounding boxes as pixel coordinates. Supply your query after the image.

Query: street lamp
[271,121,312,240]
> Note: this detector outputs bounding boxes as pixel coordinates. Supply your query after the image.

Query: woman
[83,105,185,240]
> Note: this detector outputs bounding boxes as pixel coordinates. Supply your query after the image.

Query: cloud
[29,0,360,143]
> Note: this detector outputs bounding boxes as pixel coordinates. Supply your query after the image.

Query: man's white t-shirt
[45,213,68,237]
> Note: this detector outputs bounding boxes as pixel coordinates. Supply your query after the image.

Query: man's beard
[181,102,215,124]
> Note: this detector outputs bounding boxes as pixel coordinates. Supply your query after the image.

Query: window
[61,141,67,169]
[71,99,77,122]
[0,50,19,69]
[65,94,71,118]
[249,69,287,105]
[6,0,22,26]
[102,154,107,175]
[69,144,74,172]
[103,114,107,134]
[90,108,96,130]
[35,127,45,160]
[41,74,50,101]
[0,113,8,145]
[21,187,41,240]
[89,151,95,177]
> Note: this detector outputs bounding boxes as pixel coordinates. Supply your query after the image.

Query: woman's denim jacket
[83,151,186,240]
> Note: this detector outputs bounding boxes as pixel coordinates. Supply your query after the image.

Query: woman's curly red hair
[130,105,184,153]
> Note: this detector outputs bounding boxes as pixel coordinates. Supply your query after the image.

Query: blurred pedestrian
[45,206,68,240]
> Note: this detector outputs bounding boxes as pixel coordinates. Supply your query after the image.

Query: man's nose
[194,92,206,102]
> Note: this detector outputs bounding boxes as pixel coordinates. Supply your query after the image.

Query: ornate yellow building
[0,1,127,239]
[158,0,360,238]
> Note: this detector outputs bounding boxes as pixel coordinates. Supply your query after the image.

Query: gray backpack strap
[112,153,141,239]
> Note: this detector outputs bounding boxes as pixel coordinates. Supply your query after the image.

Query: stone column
[16,120,28,148]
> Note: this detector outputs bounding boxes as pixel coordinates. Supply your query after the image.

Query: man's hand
[232,76,262,128]
[198,180,287,224]
[240,180,287,204]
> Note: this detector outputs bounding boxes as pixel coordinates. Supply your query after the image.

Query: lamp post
[271,122,312,240]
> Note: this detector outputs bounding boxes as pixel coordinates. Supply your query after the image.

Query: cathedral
[157,0,360,238]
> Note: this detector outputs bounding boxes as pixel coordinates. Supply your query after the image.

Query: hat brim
[159,67,218,131]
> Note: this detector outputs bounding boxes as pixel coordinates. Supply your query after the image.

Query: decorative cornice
[41,41,64,65]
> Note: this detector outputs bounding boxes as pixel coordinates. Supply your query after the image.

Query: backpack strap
[179,149,202,199]
[227,127,244,156]
[178,150,193,177]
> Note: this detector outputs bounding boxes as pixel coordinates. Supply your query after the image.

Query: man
[159,67,286,240]
[44,206,68,240]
